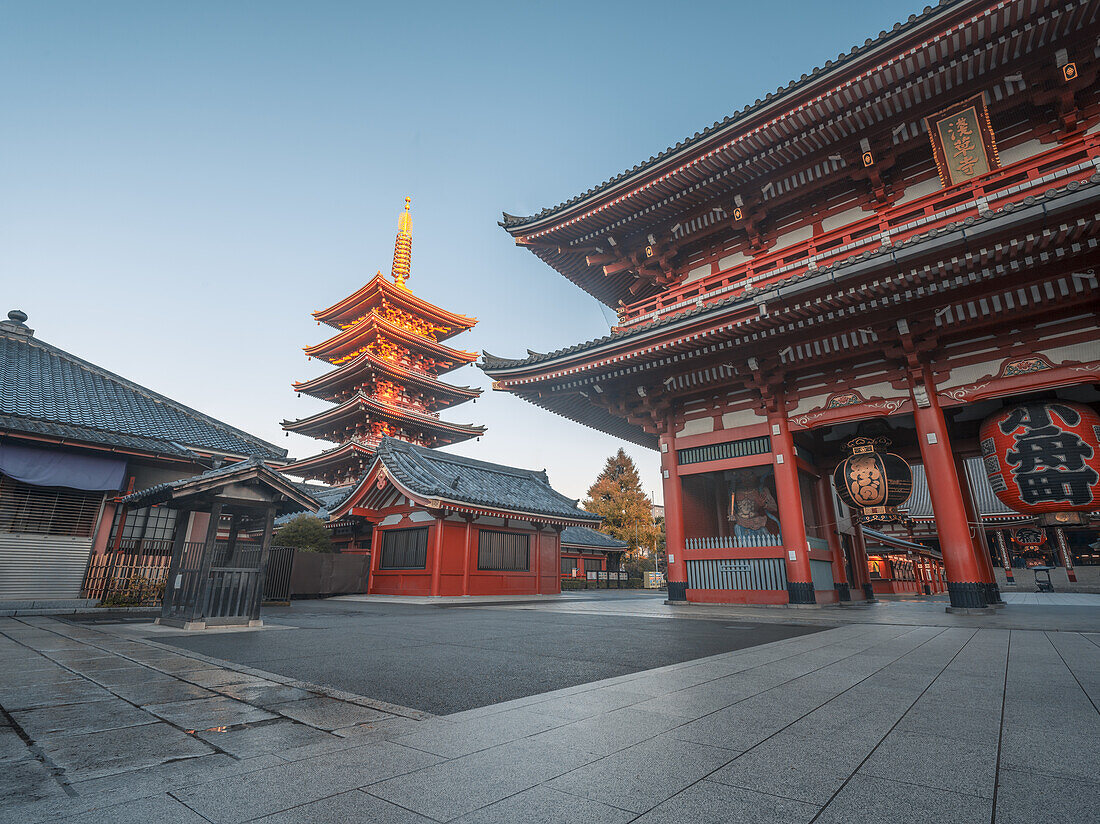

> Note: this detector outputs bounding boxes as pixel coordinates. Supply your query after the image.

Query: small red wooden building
[327,437,602,596]
[560,526,627,581]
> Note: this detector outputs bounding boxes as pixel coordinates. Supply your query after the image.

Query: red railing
[618,133,1100,327]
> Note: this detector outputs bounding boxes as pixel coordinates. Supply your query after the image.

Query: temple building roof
[1,310,286,461]
[337,437,600,524]
[278,440,376,483]
[560,526,628,550]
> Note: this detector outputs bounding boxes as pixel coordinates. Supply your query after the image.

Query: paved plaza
[2,594,1099,823]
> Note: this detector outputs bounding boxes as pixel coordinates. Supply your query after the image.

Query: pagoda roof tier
[293,349,481,409]
[281,391,486,446]
[304,311,478,373]
[280,440,377,484]
[312,273,477,339]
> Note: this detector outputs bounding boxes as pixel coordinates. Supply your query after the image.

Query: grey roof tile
[0,328,286,460]
[376,437,600,522]
[560,526,628,549]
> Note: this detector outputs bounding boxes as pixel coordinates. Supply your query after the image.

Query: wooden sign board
[925,93,1000,187]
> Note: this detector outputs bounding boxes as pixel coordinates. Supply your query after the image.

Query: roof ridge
[3,329,286,458]
[500,0,967,228]
[381,438,548,481]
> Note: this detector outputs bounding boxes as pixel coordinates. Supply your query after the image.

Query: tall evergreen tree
[582,448,661,558]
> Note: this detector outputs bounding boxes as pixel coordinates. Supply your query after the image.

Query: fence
[685,534,782,550]
[81,539,175,605]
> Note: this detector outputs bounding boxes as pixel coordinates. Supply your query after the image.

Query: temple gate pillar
[907,364,990,610]
[815,476,850,601]
[994,530,1014,586]
[852,525,876,601]
[766,395,816,604]
[659,430,688,602]
[954,455,1003,605]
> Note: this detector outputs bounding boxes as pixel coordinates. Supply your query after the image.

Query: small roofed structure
[861,527,945,598]
[328,437,600,596]
[560,526,628,581]
[122,457,320,628]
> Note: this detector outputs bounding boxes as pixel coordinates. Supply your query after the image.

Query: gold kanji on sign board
[925,93,1000,188]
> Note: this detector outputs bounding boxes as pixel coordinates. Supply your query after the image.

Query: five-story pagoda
[282,198,485,485]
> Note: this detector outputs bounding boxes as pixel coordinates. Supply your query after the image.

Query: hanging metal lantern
[833,436,913,524]
[979,401,1100,526]
[1011,526,1046,548]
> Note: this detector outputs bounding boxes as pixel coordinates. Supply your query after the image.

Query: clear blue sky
[1,0,921,503]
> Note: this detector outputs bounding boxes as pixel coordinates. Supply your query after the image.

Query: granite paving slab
[171,740,443,824]
[194,719,340,759]
[631,778,819,824]
[452,785,636,824]
[109,678,218,706]
[39,721,213,782]
[268,695,393,729]
[11,698,156,738]
[143,695,276,730]
[249,788,437,824]
[547,733,737,813]
[53,793,211,824]
[365,736,598,821]
[813,774,991,824]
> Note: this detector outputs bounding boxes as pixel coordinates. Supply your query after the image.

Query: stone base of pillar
[947,581,990,609]
[666,581,688,602]
[985,582,1006,607]
[836,582,851,602]
[861,583,876,601]
[787,581,816,605]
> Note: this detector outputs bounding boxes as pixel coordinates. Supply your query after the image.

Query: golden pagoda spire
[391,196,412,289]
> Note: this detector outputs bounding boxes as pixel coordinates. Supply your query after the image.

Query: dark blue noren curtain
[0,441,125,491]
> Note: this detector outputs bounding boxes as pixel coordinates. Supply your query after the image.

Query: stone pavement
[2,606,1099,823]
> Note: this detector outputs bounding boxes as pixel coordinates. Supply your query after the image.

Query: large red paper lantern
[980,401,1100,524]
[833,437,913,524]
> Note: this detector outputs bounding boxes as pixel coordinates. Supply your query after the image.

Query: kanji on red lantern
[980,401,1100,515]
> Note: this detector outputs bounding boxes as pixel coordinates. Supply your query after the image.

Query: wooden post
[192,499,223,624]
[160,506,191,622]
[252,505,275,622]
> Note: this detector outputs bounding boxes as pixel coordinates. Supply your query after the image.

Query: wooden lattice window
[379,527,428,570]
[477,530,529,572]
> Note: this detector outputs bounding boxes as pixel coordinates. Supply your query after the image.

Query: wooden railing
[618,134,1100,327]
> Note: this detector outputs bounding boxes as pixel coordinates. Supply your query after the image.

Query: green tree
[274,514,332,552]
[582,448,661,563]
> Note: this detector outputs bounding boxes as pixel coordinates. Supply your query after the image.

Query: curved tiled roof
[376,437,600,522]
[1,327,286,460]
[482,173,1100,374]
[560,526,628,550]
[501,0,967,229]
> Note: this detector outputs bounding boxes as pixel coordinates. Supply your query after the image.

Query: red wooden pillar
[533,525,542,595]
[767,398,816,604]
[815,476,849,601]
[430,516,445,596]
[461,515,474,595]
[659,430,688,602]
[954,455,1002,605]
[909,366,989,609]
[367,524,382,594]
[851,526,876,601]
